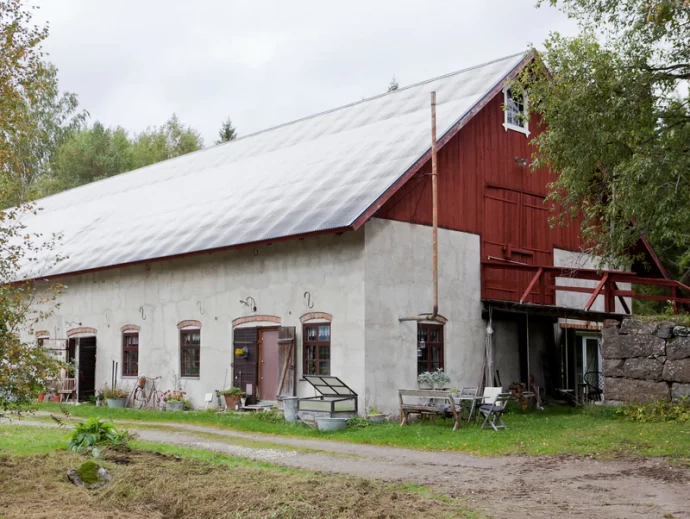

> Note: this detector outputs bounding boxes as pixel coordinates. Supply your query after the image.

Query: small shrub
[67,418,132,455]
[253,408,284,423]
[347,416,371,429]
[218,387,245,397]
[417,368,451,389]
[102,387,128,399]
[615,397,690,423]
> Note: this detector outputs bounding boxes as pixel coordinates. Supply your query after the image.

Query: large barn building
[19,52,677,413]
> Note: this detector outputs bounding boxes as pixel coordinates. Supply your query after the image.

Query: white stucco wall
[27,231,366,409]
[363,218,485,414]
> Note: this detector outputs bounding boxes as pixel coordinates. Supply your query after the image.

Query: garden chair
[583,371,603,402]
[457,386,479,422]
[475,386,502,421]
[58,378,76,403]
[479,392,511,431]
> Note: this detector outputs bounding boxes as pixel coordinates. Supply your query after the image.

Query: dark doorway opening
[77,336,97,401]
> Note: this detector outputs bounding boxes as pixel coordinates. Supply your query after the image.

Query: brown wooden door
[483,186,528,301]
[482,187,554,303]
[258,329,280,401]
[521,192,554,304]
[277,327,296,398]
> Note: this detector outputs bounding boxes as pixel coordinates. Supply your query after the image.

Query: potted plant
[218,387,245,411]
[162,388,187,411]
[103,386,128,408]
[367,408,386,424]
[418,368,451,390]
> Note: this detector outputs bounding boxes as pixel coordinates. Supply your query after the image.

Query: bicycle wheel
[133,387,148,409]
[148,388,160,410]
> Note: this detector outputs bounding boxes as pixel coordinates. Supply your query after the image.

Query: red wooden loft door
[482,186,554,304]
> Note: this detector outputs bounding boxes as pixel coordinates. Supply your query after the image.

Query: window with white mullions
[503,87,529,136]
[303,323,330,376]
[180,329,201,377]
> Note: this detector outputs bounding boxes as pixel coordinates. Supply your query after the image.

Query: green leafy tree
[43,122,133,193]
[0,0,63,412]
[522,1,690,275]
[1,63,86,207]
[215,117,237,144]
[132,113,203,168]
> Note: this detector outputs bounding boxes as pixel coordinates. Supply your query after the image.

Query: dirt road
[14,419,690,518]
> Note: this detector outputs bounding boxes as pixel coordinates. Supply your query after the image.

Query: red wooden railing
[481,260,690,314]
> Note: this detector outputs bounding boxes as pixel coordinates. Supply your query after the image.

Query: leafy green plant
[218,387,245,397]
[347,416,371,429]
[102,387,128,399]
[253,408,284,423]
[418,369,451,389]
[615,397,690,423]
[368,408,382,416]
[67,418,132,456]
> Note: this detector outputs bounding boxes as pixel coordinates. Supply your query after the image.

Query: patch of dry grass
[0,449,476,519]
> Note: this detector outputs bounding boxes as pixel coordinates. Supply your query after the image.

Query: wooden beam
[584,272,609,311]
[614,282,631,315]
[520,268,543,304]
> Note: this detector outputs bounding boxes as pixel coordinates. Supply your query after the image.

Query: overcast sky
[32,1,577,145]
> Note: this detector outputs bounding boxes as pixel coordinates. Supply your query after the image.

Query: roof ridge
[220,51,529,146]
[26,51,528,207]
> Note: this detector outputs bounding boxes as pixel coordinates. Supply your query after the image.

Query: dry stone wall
[602,319,690,402]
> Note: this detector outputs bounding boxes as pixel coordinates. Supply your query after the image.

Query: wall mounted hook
[140,306,147,320]
[304,291,314,309]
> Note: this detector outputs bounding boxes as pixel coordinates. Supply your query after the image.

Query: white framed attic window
[503,87,529,137]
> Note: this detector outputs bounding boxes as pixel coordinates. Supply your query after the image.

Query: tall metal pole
[431,92,439,317]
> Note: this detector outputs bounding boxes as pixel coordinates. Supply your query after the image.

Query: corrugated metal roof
[19,52,528,279]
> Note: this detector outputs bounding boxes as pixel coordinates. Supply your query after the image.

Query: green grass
[0,424,482,519]
[0,422,67,456]
[35,402,690,460]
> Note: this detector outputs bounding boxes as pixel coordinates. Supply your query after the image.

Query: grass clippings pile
[0,449,474,519]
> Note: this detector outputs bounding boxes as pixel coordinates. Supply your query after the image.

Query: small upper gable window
[503,88,529,137]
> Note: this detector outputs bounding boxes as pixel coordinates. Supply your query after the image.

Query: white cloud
[32,0,577,144]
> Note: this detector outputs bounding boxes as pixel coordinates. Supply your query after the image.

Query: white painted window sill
[502,122,530,137]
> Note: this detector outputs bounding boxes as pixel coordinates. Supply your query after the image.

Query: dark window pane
[318,361,329,375]
[318,325,330,341]
[306,327,317,341]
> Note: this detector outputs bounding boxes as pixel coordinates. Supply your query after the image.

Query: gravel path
[10,418,690,518]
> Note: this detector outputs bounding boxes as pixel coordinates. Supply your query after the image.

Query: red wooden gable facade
[374,91,583,304]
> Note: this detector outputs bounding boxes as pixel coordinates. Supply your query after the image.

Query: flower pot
[37,393,46,402]
[106,398,126,408]
[167,400,184,411]
[367,414,386,424]
[223,394,241,410]
[315,416,348,431]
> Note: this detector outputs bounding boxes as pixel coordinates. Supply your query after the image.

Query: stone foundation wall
[602,319,690,402]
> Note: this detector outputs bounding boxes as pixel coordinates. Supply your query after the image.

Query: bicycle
[127,375,162,410]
